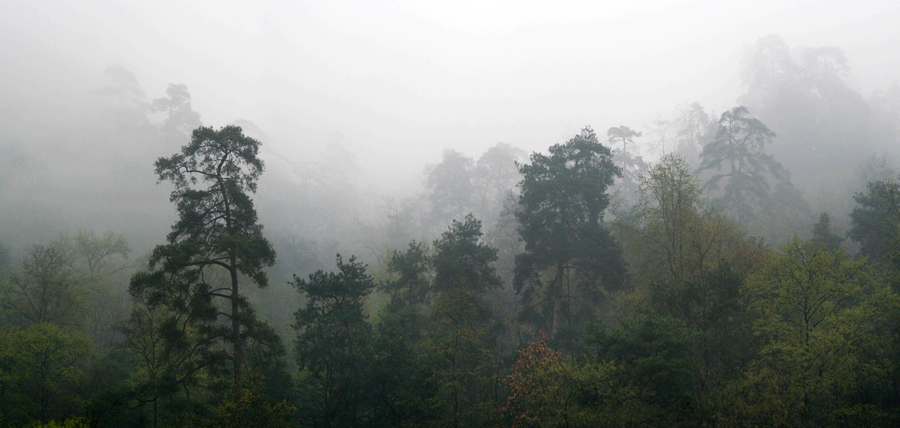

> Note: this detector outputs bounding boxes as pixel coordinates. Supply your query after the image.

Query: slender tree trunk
[231,261,242,388]
[219,172,243,390]
[551,261,564,337]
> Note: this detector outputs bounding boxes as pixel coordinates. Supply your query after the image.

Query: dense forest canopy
[3,2,900,425]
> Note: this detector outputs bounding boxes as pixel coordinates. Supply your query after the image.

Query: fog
[2,0,900,254]
[6,2,900,425]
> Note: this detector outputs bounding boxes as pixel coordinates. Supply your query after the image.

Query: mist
[2,1,900,426]
[2,0,898,251]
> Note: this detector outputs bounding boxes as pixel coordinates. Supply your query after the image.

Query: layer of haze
[2,0,900,254]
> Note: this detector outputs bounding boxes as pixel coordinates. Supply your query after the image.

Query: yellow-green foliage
[0,323,92,425]
[620,154,749,289]
[715,236,899,426]
[208,375,295,428]
[25,417,90,428]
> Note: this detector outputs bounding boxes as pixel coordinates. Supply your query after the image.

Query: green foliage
[655,264,756,384]
[6,64,900,427]
[116,292,221,427]
[293,255,375,427]
[620,154,745,288]
[516,126,620,264]
[123,125,282,425]
[0,242,11,274]
[515,127,624,337]
[420,289,496,428]
[0,230,133,349]
[719,237,900,426]
[371,242,439,426]
[150,128,276,287]
[416,216,504,427]
[60,230,132,350]
[589,313,698,422]
[850,178,900,267]
[371,240,448,426]
[133,124,278,383]
[206,374,295,428]
[811,212,844,252]
[616,156,762,409]
[432,215,500,294]
[24,417,90,428]
[0,324,92,425]
[370,298,437,427]
[57,230,131,277]
[499,335,648,427]
[3,244,83,328]
[382,241,431,305]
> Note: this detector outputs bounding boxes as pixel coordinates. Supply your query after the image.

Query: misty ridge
[3,14,900,427]
[3,35,898,265]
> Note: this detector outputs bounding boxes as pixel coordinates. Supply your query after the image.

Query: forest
[3,34,900,427]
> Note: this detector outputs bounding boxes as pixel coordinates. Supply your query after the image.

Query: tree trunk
[220,171,243,390]
[230,261,242,388]
[551,262,564,337]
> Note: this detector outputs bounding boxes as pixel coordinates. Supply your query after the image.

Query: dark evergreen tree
[382,240,432,305]
[432,214,501,295]
[652,263,757,399]
[850,178,900,268]
[118,289,217,427]
[370,299,436,427]
[587,312,698,424]
[128,125,279,392]
[423,215,501,427]
[292,255,375,428]
[370,241,437,426]
[811,212,844,252]
[699,106,787,222]
[514,127,625,338]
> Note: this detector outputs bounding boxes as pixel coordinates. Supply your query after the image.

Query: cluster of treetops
[3,35,900,428]
[3,102,900,428]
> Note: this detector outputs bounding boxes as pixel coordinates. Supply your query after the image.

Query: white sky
[3,0,900,189]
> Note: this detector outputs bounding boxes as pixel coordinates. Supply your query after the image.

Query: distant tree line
[2,34,900,427]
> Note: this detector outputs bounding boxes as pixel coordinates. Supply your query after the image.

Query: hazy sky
[3,0,900,189]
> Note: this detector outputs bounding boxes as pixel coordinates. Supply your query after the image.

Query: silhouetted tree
[515,127,625,338]
[811,213,844,252]
[292,255,375,427]
[608,125,647,203]
[423,215,500,427]
[699,106,786,222]
[150,83,202,143]
[129,125,278,389]
[850,178,900,267]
